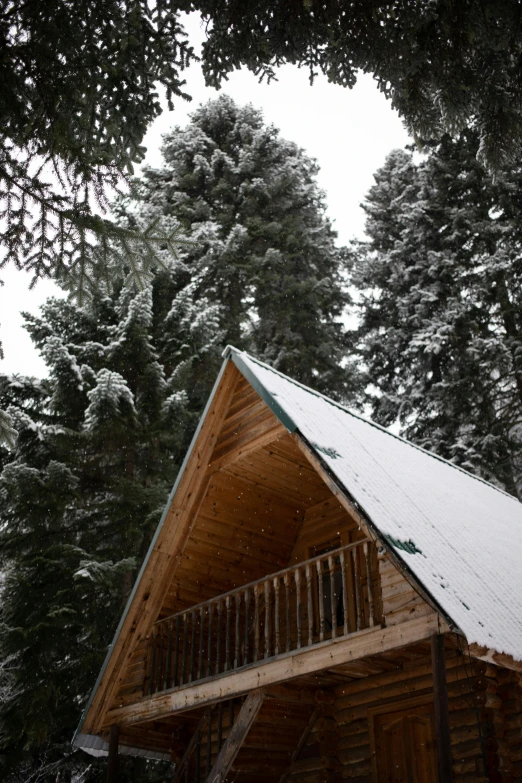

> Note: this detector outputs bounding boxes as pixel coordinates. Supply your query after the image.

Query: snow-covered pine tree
[353,132,522,496]
[0,97,354,780]
[126,94,353,402]
[0,292,180,782]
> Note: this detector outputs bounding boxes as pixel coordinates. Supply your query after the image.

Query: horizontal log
[451,737,484,760]
[338,759,371,778]
[336,659,465,710]
[334,653,453,698]
[338,743,371,765]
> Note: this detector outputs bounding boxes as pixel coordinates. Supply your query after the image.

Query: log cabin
[74,346,522,782]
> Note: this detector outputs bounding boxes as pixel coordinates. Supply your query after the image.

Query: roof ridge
[226,346,518,504]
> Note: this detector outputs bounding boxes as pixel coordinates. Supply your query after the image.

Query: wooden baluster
[295,568,302,649]
[165,620,172,690]
[206,602,213,677]
[149,629,157,695]
[364,542,376,626]
[173,615,180,688]
[273,577,280,655]
[225,596,231,672]
[340,550,349,636]
[254,584,260,662]
[229,698,235,735]
[197,607,205,681]
[244,588,250,665]
[316,560,325,642]
[218,701,223,753]
[216,599,222,674]
[189,609,197,682]
[352,546,363,631]
[284,572,291,652]
[264,580,271,658]
[195,727,201,783]
[234,592,241,669]
[328,554,336,640]
[206,707,212,777]
[306,564,313,647]
[156,625,164,693]
[181,613,188,685]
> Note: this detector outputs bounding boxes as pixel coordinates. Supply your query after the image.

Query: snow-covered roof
[227,347,522,662]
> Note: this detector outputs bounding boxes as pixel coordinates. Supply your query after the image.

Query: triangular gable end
[75,345,522,760]
[75,349,440,758]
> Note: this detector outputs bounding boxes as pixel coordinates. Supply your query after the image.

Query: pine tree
[128,94,353,402]
[197,0,522,172]
[0,290,181,781]
[0,98,354,780]
[353,132,522,496]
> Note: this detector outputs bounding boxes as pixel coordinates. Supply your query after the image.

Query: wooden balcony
[144,539,382,697]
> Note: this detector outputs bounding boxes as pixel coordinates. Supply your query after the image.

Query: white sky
[0,13,410,379]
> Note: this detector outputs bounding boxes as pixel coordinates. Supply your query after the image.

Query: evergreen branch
[0,409,17,450]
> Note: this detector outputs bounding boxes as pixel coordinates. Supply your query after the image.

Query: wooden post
[295,568,302,649]
[206,690,265,783]
[172,710,212,783]
[306,564,313,647]
[106,725,119,783]
[206,603,213,678]
[431,633,454,783]
[279,709,318,783]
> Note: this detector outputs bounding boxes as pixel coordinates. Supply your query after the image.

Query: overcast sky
[0,13,410,379]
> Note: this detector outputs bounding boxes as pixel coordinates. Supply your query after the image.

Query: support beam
[431,633,454,783]
[105,612,448,727]
[206,690,264,783]
[279,708,318,783]
[172,709,212,783]
[106,725,119,783]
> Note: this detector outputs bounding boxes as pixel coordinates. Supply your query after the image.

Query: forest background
[3,6,522,783]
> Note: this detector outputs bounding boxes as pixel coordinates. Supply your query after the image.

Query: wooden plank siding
[379,552,433,627]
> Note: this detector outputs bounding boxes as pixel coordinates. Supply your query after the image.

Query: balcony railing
[145,538,381,696]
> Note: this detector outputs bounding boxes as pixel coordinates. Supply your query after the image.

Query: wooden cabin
[74,346,522,782]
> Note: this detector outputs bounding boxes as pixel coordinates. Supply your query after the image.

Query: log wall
[331,648,521,783]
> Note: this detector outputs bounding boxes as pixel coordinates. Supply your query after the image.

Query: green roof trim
[384,535,423,556]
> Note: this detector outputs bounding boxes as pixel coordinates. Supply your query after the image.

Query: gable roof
[227,346,522,662]
[75,343,522,757]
